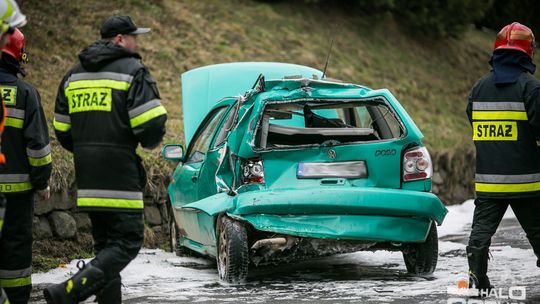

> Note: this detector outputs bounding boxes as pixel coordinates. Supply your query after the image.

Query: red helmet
[2,28,26,62]
[494,22,535,58]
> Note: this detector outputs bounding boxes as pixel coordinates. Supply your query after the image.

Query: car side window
[186,107,228,163]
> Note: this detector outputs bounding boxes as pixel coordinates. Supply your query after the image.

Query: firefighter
[0,28,51,304]
[0,2,27,304]
[466,22,540,296]
[44,15,167,303]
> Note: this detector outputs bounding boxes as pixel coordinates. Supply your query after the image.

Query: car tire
[402,221,438,275]
[216,215,249,284]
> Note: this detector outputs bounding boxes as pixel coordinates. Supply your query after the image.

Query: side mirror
[162,144,184,161]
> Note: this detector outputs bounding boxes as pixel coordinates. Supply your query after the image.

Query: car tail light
[241,158,265,184]
[403,146,432,182]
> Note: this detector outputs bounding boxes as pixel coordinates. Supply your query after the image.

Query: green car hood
[181,62,323,145]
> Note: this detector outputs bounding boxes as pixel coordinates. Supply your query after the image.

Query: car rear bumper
[230,187,447,224]
[235,213,432,243]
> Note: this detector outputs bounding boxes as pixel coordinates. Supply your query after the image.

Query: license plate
[297,161,368,179]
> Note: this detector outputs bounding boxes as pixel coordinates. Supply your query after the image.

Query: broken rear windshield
[255,99,404,149]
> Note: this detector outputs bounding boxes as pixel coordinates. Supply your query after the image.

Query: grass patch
[32,234,94,273]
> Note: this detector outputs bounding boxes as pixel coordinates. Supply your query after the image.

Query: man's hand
[36,186,50,200]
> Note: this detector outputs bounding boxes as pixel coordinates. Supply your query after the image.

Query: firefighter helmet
[2,27,25,62]
[494,22,535,58]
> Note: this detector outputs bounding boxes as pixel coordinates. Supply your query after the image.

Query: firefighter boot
[43,262,105,304]
[94,277,121,304]
[1,288,9,304]
[467,246,494,297]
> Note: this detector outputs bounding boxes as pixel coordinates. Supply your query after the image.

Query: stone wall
[33,187,171,248]
[431,149,476,205]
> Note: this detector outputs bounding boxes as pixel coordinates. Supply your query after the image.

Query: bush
[476,0,540,35]
[394,0,492,38]
[255,0,493,38]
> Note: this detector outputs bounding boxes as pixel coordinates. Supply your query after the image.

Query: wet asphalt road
[31,216,540,304]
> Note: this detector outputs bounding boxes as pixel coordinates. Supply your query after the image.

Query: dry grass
[32,234,94,272]
[16,0,534,190]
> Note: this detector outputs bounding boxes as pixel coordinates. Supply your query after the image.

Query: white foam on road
[438,199,476,237]
[33,200,539,303]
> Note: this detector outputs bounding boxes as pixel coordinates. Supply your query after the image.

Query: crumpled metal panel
[182,192,235,216]
[229,187,447,224]
[240,213,432,243]
[179,188,443,246]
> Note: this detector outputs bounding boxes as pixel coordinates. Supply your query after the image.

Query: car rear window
[255,99,404,149]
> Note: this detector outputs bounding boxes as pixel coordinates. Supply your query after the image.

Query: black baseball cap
[100,16,151,39]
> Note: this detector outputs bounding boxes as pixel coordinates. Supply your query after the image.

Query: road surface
[32,200,540,303]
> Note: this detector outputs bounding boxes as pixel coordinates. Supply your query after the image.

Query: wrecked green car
[163,62,448,283]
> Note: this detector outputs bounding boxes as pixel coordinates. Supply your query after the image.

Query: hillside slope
[18,0,524,189]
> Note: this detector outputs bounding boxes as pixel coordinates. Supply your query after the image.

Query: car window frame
[211,100,239,150]
[184,106,229,164]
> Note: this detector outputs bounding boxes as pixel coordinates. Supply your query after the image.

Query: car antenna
[321,38,334,79]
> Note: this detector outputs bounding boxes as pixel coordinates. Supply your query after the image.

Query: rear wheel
[216,216,249,284]
[402,221,438,275]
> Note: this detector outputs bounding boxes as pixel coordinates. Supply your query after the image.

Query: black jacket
[0,64,51,193]
[467,68,540,199]
[54,41,167,212]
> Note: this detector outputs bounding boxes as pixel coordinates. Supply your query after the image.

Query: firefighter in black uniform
[466,22,540,295]
[0,28,51,304]
[44,16,167,304]
[0,2,27,304]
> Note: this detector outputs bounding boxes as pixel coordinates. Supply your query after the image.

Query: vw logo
[327,149,337,159]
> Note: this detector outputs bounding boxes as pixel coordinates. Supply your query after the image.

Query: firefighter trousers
[0,192,34,304]
[468,196,540,265]
[88,212,144,297]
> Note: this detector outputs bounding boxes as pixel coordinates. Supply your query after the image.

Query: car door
[173,106,228,242]
[196,100,239,202]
